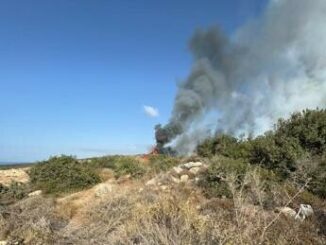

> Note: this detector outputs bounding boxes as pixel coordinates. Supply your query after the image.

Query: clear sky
[0,0,268,162]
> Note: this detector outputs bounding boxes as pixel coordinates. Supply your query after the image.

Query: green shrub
[275,109,326,155]
[29,155,100,194]
[196,137,218,157]
[148,155,181,173]
[0,182,29,205]
[197,134,252,159]
[198,157,249,198]
[114,157,147,178]
[88,155,149,178]
[305,156,326,198]
[249,133,304,177]
[197,109,326,182]
[87,155,120,169]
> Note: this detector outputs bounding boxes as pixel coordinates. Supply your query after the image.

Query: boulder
[171,176,181,184]
[189,167,201,175]
[28,190,42,197]
[183,162,203,169]
[295,204,314,221]
[275,207,297,218]
[0,241,7,245]
[94,183,114,197]
[146,178,157,186]
[180,175,189,183]
[172,166,184,175]
[160,185,168,191]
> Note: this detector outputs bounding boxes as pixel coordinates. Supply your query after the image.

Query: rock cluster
[94,182,116,198]
[276,204,315,221]
[145,161,208,189]
[28,190,42,197]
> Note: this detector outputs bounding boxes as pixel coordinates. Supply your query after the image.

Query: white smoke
[161,0,326,154]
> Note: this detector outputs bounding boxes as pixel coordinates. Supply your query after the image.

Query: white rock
[276,207,297,217]
[183,162,203,169]
[189,167,201,175]
[173,166,184,175]
[160,185,168,191]
[94,183,114,197]
[171,176,181,184]
[180,175,189,183]
[0,241,7,245]
[28,190,42,197]
[295,204,314,221]
[146,178,157,186]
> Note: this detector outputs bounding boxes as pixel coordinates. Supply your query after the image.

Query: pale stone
[189,167,201,175]
[276,207,297,217]
[28,190,42,197]
[180,175,189,183]
[295,204,314,221]
[171,176,181,184]
[173,166,184,175]
[183,162,203,169]
[0,241,7,245]
[94,183,114,197]
[146,178,157,186]
[161,185,168,191]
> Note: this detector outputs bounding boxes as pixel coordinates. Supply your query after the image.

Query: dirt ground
[0,168,30,186]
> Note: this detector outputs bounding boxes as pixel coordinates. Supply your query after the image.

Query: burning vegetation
[154,0,326,155]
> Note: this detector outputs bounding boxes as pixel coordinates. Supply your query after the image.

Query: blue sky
[0,0,268,162]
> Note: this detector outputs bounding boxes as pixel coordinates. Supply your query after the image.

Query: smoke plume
[156,0,326,154]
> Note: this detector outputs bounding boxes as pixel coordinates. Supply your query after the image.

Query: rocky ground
[1,160,325,244]
[0,168,29,186]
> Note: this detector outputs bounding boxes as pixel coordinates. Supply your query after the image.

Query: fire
[140,146,159,162]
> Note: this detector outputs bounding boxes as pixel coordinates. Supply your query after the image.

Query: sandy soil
[0,168,30,186]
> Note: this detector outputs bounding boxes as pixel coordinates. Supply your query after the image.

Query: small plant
[29,155,100,194]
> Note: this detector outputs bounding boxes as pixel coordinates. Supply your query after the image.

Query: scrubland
[1,109,325,244]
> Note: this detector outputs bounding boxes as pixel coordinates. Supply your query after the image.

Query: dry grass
[0,196,68,244]
[0,166,325,244]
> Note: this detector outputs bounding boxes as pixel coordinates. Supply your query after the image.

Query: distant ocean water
[0,161,32,167]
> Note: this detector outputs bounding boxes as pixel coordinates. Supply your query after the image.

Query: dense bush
[249,133,304,177]
[0,182,29,205]
[87,155,121,169]
[29,155,100,194]
[197,109,326,182]
[148,155,181,173]
[293,154,326,199]
[113,156,147,178]
[198,157,249,198]
[275,109,326,155]
[197,134,252,159]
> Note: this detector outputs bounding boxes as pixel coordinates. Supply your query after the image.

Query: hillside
[0,109,326,244]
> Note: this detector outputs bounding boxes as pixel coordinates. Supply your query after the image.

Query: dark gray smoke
[156,0,326,154]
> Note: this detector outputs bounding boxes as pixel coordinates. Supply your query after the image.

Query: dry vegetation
[0,109,326,244]
[1,167,325,245]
